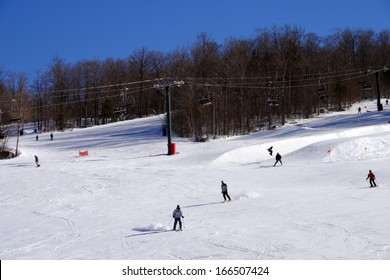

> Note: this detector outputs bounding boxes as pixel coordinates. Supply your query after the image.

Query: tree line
[1,25,390,147]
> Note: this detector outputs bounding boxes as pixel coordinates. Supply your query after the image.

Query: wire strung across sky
[0,66,385,110]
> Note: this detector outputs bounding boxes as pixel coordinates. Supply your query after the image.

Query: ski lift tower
[154,80,184,155]
[375,66,388,111]
[367,66,388,111]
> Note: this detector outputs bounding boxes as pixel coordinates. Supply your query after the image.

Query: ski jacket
[221,183,228,193]
[367,172,375,180]
[173,208,183,219]
[276,153,282,160]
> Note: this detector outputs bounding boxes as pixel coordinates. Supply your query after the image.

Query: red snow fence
[79,150,89,156]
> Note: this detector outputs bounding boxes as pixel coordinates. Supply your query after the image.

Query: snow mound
[236,192,261,200]
[133,223,170,232]
[210,125,390,166]
[325,135,390,162]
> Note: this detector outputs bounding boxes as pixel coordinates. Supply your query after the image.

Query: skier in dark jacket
[366,170,377,187]
[274,152,282,166]
[267,146,273,156]
[221,180,231,202]
[172,205,184,231]
[34,155,40,167]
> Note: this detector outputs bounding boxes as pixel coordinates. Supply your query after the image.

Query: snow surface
[1,100,390,260]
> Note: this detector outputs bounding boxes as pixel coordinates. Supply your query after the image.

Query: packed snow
[1,100,390,260]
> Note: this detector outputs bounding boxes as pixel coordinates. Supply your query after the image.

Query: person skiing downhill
[221,180,231,202]
[366,170,377,187]
[34,155,40,167]
[274,152,282,166]
[267,146,273,156]
[172,205,184,231]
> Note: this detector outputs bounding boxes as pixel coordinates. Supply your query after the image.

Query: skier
[221,180,231,202]
[274,152,282,166]
[36,135,39,141]
[366,170,377,187]
[172,205,184,231]
[50,133,53,141]
[34,155,40,167]
[267,146,273,156]
[358,107,361,114]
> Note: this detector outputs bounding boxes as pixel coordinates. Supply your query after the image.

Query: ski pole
[167,218,173,226]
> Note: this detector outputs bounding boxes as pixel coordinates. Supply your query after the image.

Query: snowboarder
[34,155,40,167]
[366,170,377,187]
[221,180,231,202]
[358,107,361,114]
[267,146,273,156]
[172,205,184,231]
[274,152,282,166]
[50,133,53,141]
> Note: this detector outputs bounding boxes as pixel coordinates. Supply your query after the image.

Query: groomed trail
[1,100,390,260]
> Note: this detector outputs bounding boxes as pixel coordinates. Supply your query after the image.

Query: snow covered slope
[1,100,390,260]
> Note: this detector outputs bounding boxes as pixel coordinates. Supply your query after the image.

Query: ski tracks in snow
[32,210,75,228]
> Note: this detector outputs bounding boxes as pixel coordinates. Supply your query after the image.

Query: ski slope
[1,100,390,260]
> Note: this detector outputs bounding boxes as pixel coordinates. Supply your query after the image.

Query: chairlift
[114,108,127,115]
[267,98,279,106]
[198,96,213,106]
[317,85,328,101]
[120,89,135,107]
[114,110,127,121]
[362,81,372,91]
[319,94,328,101]
[267,93,279,106]
[317,86,326,93]
[122,96,135,108]
[198,83,214,106]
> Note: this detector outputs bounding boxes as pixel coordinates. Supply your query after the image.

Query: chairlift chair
[198,96,213,106]
[319,94,328,101]
[199,83,214,106]
[362,81,372,91]
[267,93,279,106]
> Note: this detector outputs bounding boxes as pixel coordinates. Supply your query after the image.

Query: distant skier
[274,152,282,166]
[267,146,273,156]
[50,133,53,141]
[221,180,231,202]
[366,170,377,187]
[34,155,40,167]
[172,205,184,231]
[36,135,39,141]
[358,107,361,114]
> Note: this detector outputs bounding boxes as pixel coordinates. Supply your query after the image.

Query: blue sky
[0,0,389,77]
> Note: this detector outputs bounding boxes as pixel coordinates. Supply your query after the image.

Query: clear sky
[0,0,389,78]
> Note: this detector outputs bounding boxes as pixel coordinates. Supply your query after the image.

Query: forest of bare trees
[1,26,390,146]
